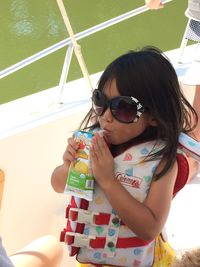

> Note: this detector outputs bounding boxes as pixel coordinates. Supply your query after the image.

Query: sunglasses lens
[92,89,106,115]
[92,90,140,123]
[111,97,137,123]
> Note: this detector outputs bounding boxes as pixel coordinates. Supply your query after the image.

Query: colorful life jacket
[60,137,194,267]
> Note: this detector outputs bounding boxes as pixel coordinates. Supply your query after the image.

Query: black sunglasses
[92,89,146,123]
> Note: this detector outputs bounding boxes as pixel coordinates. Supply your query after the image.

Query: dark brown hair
[80,47,198,179]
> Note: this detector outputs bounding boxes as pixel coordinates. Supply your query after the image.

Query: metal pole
[56,0,93,93]
[57,43,74,104]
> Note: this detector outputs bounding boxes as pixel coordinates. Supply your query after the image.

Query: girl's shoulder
[124,139,165,154]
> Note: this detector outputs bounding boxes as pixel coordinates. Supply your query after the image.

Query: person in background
[0,235,63,267]
[145,0,200,182]
[145,0,200,142]
[145,0,164,9]
[51,46,197,267]
[0,237,14,267]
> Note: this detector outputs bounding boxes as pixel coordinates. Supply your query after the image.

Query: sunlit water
[0,0,187,104]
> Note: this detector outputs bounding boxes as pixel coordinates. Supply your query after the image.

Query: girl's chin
[106,137,120,146]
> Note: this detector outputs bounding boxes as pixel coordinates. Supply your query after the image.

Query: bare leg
[192,85,200,141]
[9,235,63,267]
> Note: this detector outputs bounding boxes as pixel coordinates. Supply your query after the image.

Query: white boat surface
[0,44,200,266]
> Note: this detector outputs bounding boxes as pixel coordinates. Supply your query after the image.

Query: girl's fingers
[67,144,77,158]
[63,137,79,163]
[98,135,109,152]
[68,137,79,149]
[63,154,74,164]
[90,144,98,162]
[92,135,103,158]
[63,150,75,163]
[93,134,109,155]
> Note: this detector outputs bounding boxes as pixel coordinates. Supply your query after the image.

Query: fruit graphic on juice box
[74,160,88,175]
[64,131,94,201]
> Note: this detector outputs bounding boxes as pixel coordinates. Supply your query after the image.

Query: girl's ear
[149,116,158,126]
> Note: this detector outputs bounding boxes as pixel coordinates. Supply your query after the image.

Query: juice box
[64,131,94,201]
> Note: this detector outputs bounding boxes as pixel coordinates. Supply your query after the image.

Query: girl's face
[98,79,155,145]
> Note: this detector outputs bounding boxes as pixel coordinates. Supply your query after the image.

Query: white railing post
[178,19,191,64]
[56,0,93,94]
[57,43,74,104]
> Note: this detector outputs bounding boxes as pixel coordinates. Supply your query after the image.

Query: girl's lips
[102,128,111,135]
[101,129,111,145]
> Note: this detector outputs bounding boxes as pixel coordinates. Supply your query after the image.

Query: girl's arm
[51,164,69,193]
[90,134,177,240]
[51,137,79,193]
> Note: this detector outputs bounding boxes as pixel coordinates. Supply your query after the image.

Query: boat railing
[0,0,172,105]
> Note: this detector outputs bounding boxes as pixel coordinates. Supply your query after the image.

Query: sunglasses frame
[92,89,146,123]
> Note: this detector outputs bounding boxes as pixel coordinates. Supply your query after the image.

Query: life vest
[60,137,194,267]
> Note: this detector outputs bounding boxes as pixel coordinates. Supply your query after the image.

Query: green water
[0,0,187,104]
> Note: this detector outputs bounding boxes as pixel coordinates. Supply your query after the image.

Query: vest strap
[69,208,99,225]
[179,133,200,161]
[65,232,152,249]
[68,207,124,226]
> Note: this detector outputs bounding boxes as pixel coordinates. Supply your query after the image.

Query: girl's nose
[102,107,113,123]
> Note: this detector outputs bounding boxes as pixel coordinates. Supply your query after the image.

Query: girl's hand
[90,133,115,190]
[51,135,79,193]
[63,136,79,169]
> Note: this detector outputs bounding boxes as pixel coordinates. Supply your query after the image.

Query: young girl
[51,47,198,267]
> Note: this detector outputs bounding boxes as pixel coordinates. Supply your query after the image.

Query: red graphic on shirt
[123,153,132,161]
